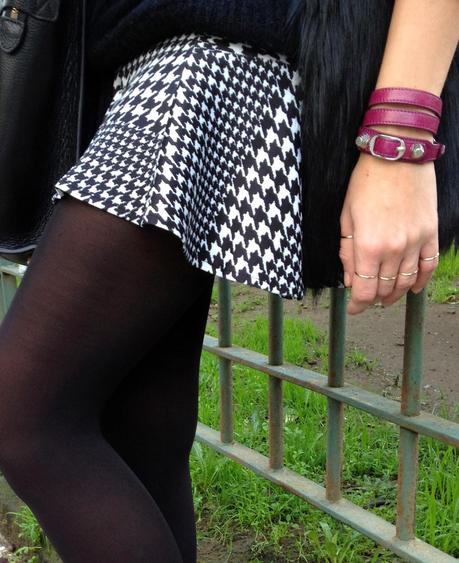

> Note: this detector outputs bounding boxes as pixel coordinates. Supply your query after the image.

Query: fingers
[379,248,419,306]
[410,242,439,294]
[339,205,355,288]
[344,238,439,315]
[375,252,400,300]
[346,240,383,315]
[379,240,439,305]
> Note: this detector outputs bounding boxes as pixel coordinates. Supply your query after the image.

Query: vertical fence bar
[218,277,233,444]
[268,293,284,470]
[326,287,347,501]
[0,261,19,321]
[396,288,426,540]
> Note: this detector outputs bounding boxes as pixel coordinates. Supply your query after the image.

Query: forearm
[375,0,459,93]
[342,1,457,311]
[370,0,459,141]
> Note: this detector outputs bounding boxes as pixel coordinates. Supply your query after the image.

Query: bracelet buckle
[368,133,406,161]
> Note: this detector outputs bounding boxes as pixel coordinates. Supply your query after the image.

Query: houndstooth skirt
[52,32,305,300]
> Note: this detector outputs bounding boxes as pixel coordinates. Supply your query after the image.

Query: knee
[0,408,48,482]
[0,372,53,488]
[0,432,48,503]
[0,405,77,505]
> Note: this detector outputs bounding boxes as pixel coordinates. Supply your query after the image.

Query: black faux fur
[285,1,459,300]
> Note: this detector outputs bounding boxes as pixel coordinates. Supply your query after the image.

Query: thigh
[0,195,215,427]
[99,273,214,476]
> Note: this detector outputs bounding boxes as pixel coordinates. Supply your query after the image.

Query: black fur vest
[286,1,459,299]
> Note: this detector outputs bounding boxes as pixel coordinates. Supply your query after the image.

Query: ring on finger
[419,251,439,262]
[399,269,419,277]
[341,234,353,239]
[355,271,377,279]
[378,274,398,280]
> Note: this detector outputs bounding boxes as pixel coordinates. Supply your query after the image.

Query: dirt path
[230,285,458,419]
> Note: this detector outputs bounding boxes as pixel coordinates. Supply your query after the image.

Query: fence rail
[1,258,458,562]
[196,276,458,563]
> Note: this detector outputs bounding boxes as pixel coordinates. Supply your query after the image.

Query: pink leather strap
[355,126,446,163]
[368,87,443,118]
[362,107,440,135]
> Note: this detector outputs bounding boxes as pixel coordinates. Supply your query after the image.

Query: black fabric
[79,0,459,301]
[0,0,83,262]
[85,0,294,73]
[0,194,215,562]
[286,0,459,299]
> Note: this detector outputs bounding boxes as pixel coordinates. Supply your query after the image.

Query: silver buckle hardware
[368,133,406,161]
[433,139,446,157]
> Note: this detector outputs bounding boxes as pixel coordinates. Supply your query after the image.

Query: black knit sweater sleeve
[86,0,294,73]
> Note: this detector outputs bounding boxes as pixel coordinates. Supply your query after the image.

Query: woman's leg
[0,194,214,562]
[99,281,213,563]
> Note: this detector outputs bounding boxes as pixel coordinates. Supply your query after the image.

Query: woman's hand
[336,0,459,316]
[339,151,439,315]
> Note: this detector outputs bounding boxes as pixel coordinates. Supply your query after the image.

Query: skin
[340,0,459,315]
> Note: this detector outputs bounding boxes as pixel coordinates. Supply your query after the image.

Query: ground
[214,283,458,419]
[195,283,458,562]
[290,288,457,417]
[0,282,456,562]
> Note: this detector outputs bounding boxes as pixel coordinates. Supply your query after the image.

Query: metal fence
[1,258,458,562]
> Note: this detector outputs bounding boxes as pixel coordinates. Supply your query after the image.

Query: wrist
[357,149,435,172]
[354,87,445,163]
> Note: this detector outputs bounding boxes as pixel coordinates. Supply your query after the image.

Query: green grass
[1,247,457,561]
[345,348,378,373]
[6,505,50,562]
[429,244,459,303]
[192,313,459,561]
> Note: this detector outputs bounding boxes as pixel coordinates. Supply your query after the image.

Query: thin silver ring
[419,251,439,262]
[355,271,377,279]
[399,269,419,277]
[378,274,398,280]
[341,234,353,239]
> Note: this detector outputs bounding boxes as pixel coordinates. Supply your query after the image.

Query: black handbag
[0,0,86,265]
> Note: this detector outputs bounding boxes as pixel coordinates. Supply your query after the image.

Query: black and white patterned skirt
[52,32,305,300]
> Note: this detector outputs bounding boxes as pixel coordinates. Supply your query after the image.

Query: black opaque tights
[0,194,215,562]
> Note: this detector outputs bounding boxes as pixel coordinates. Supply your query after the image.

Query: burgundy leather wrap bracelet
[356,87,446,163]
[355,125,446,163]
[368,87,443,118]
[362,107,440,135]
